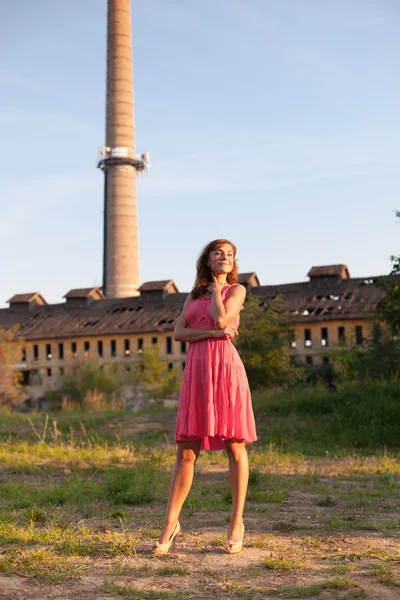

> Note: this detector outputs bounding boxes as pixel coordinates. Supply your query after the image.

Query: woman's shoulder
[226,283,246,296]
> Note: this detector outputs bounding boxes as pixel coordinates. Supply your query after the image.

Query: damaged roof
[1,269,399,340]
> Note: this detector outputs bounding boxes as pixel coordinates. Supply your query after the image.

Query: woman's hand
[207,274,225,294]
[213,324,238,339]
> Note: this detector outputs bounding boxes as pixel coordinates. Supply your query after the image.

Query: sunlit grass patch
[0,546,88,582]
[103,579,187,599]
[370,563,400,587]
[269,577,362,598]
[54,531,138,557]
[109,560,154,576]
[0,521,92,546]
[103,464,158,505]
[264,555,308,571]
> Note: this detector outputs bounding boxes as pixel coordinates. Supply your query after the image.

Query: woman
[153,239,257,555]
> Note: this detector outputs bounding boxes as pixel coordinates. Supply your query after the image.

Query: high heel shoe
[152,521,181,555]
[224,523,244,554]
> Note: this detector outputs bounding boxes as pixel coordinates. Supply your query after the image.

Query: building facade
[1,265,398,397]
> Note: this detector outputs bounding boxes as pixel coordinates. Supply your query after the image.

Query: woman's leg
[158,440,201,544]
[224,439,249,541]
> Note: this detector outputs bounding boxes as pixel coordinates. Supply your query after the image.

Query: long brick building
[1,264,398,395]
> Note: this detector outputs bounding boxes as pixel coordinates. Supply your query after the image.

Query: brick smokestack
[98,0,145,298]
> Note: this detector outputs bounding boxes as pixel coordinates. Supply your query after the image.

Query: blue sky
[1,0,399,307]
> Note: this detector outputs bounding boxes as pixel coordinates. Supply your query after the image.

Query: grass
[103,579,188,599]
[0,401,399,598]
[269,577,363,598]
[253,380,400,452]
[264,556,307,571]
[0,546,88,582]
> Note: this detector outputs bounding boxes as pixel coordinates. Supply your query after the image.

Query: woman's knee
[225,440,247,462]
[176,443,200,465]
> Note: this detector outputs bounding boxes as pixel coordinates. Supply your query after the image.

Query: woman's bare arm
[210,283,246,329]
[173,294,238,342]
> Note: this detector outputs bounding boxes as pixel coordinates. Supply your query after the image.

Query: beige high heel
[153,521,181,555]
[224,523,244,554]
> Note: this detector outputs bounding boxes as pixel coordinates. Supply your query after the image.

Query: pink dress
[175,285,257,450]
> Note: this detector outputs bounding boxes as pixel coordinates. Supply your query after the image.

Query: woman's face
[208,243,235,276]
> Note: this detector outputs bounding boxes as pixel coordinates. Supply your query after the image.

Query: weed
[264,556,306,571]
[103,579,188,599]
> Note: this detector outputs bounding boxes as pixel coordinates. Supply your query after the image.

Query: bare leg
[158,440,201,544]
[224,439,249,542]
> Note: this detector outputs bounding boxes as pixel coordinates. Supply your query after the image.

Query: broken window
[84,341,90,356]
[321,327,328,347]
[110,340,117,357]
[304,329,312,347]
[124,339,130,356]
[46,344,52,360]
[355,326,363,345]
[137,338,143,352]
[58,343,64,360]
[338,326,345,343]
[152,337,158,345]
[166,336,172,354]
[71,342,77,357]
[98,340,103,357]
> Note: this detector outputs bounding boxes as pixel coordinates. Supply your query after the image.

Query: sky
[1,0,399,307]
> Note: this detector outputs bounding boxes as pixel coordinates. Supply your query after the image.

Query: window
[47,368,52,377]
[60,367,64,376]
[152,337,158,345]
[84,341,90,356]
[338,326,346,343]
[71,342,77,357]
[137,338,143,352]
[180,341,187,354]
[21,348,26,362]
[110,339,117,357]
[182,362,186,370]
[355,326,363,345]
[290,329,296,348]
[321,327,328,347]
[58,343,64,360]
[166,336,172,354]
[305,356,313,365]
[97,340,103,357]
[46,344,52,360]
[124,339,131,356]
[323,356,330,365]
[33,344,39,361]
[304,329,312,348]
[168,363,173,370]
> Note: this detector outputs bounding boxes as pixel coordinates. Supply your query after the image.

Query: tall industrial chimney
[98,0,148,298]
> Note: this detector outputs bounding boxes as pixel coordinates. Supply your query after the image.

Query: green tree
[53,361,120,409]
[132,346,181,404]
[0,327,23,406]
[376,210,400,335]
[235,295,300,390]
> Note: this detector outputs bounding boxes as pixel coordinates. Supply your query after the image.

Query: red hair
[191,239,238,299]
